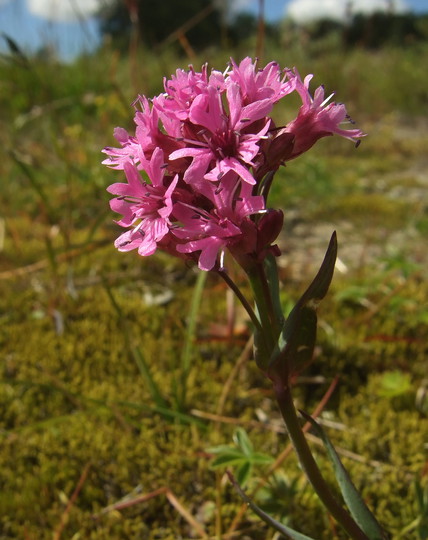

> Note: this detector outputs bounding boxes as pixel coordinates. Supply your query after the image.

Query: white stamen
[321,93,335,107]
[219,249,225,270]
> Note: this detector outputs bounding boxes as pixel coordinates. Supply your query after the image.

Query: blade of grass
[227,471,316,540]
[176,270,207,408]
[10,150,55,221]
[132,345,168,409]
[85,208,111,243]
[0,379,207,432]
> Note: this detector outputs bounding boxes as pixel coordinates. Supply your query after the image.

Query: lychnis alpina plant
[103,57,389,539]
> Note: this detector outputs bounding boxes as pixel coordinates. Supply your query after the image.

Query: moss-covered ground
[0,38,427,539]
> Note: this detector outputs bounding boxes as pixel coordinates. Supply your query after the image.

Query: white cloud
[229,0,253,13]
[286,0,410,24]
[213,0,253,18]
[26,0,108,22]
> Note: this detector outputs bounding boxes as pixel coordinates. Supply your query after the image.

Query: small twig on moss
[53,462,91,540]
[93,486,208,539]
[0,239,110,280]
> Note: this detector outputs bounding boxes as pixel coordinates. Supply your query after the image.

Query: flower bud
[256,209,284,255]
[263,130,296,169]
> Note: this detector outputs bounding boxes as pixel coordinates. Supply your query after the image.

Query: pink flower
[104,57,365,271]
[172,172,265,270]
[280,69,365,160]
[107,148,178,256]
[102,96,183,170]
[102,126,140,170]
[173,204,243,271]
[228,57,294,106]
[156,64,225,122]
[169,83,272,186]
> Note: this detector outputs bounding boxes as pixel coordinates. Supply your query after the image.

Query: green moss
[310,192,411,229]
[2,187,426,538]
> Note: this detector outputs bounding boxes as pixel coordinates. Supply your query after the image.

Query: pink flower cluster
[103,57,364,271]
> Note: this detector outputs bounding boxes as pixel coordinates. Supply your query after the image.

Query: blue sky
[0,0,426,61]
[0,0,100,59]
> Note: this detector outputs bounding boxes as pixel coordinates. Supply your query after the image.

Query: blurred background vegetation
[1,1,427,538]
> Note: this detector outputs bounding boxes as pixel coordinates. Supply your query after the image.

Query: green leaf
[376,370,412,398]
[228,472,317,540]
[206,444,241,455]
[250,452,275,465]
[233,427,254,456]
[208,429,274,487]
[210,452,246,468]
[300,410,387,540]
[236,460,252,486]
[288,231,337,314]
[269,232,337,380]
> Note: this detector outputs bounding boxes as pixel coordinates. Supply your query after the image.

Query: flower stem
[217,269,262,334]
[273,380,370,540]
[246,263,280,350]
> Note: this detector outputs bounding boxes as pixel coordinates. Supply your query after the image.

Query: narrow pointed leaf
[269,232,337,379]
[2,32,30,65]
[206,444,241,455]
[294,231,337,307]
[11,151,55,219]
[282,231,337,345]
[152,404,207,427]
[227,472,316,540]
[300,410,387,540]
